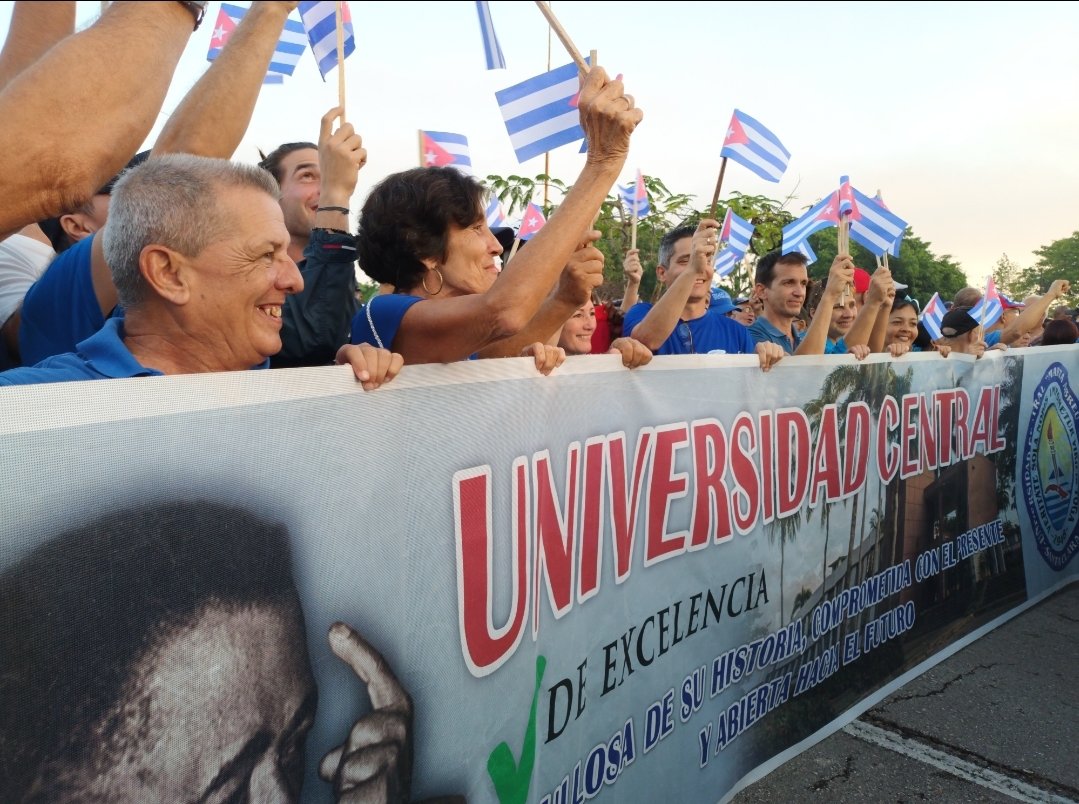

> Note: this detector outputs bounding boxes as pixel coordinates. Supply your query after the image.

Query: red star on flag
[422,133,454,168]
[724,115,749,148]
[209,7,237,50]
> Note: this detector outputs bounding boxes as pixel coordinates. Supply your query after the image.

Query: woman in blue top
[350,65,641,369]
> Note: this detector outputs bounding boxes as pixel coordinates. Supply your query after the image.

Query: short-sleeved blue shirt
[18,234,105,366]
[0,317,159,386]
[622,303,756,355]
[748,316,805,354]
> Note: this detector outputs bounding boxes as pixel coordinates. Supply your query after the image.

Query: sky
[3,1,1078,290]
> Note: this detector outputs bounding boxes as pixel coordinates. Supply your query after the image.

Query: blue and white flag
[713,248,739,278]
[782,192,839,254]
[474,1,506,70]
[495,59,588,163]
[208,4,307,82]
[720,207,754,256]
[618,170,650,217]
[848,187,908,257]
[298,1,355,79]
[421,131,471,172]
[795,238,818,266]
[921,292,946,340]
[970,277,1004,329]
[720,109,790,182]
[485,197,507,228]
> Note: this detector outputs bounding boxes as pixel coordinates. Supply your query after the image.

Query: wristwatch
[175,0,209,31]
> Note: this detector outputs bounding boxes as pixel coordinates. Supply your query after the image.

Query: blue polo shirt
[748,316,805,354]
[18,234,106,366]
[824,337,848,355]
[622,303,756,355]
[0,317,159,386]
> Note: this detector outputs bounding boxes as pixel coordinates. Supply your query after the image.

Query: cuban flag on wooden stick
[496,59,588,163]
[921,292,946,340]
[720,110,790,182]
[720,207,754,255]
[782,192,839,254]
[474,1,506,69]
[208,4,307,83]
[517,202,547,240]
[618,170,650,217]
[970,277,1004,329]
[848,187,908,257]
[421,131,471,171]
[298,1,355,79]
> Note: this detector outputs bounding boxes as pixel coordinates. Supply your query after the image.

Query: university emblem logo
[1022,362,1079,571]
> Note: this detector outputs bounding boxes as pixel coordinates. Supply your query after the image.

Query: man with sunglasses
[621,220,783,371]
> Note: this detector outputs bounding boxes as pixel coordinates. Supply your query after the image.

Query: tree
[991,254,1036,300]
[1020,230,1079,305]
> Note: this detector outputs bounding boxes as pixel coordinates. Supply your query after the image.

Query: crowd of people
[0,2,1076,800]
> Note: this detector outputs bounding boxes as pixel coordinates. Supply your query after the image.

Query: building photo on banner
[1,346,1077,803]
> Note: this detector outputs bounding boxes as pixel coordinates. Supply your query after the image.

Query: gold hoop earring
[422,267,444,296]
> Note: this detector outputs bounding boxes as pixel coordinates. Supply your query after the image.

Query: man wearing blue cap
[621,220,783,370]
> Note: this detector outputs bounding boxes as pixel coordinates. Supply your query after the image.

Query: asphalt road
[730,583,1078,803]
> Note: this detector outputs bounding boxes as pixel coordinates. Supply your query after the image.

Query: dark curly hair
[356,167,487,292]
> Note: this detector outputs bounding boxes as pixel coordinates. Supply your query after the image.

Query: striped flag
[721,110,790,182]
[720,207,754,255]
[421,131,471,172]
[517,202,547,240]
[795,239,818,266]
[208,3,307,83]
[485,197,507,228]
[474,1,506,70]
[970,277,1003,329]
[848,187,908,257]
[496,60,588,163]
[713,248,739,278]
[298,1,355,79]
[618,170,650,217]
[921,292,946,340]
[782,192,839,254]
[838,175,858,218]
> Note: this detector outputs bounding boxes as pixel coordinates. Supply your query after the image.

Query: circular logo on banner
[1022,362,1079,571]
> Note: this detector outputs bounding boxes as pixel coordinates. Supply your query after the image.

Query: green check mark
[487,655,546,804]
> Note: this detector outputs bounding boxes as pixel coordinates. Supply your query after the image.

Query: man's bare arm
[0,1,75,91]
[0,2,192,237]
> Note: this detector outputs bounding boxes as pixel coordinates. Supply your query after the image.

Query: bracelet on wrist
[175,1,208,31]
[317,205,350,214]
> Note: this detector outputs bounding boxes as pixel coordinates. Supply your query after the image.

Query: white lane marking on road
[844,720,1075,804]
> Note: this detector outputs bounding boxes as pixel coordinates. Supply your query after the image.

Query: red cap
[853,268,871,294]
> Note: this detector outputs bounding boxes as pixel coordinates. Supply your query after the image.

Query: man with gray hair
[0,155,400,389]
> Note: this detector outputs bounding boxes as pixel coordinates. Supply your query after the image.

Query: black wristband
[317,205,350,214]
[175,1,208,31]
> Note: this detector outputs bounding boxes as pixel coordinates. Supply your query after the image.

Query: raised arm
[999,279,1071,345]
[620,248,643,312]
[628,220,718,350]
[391,65,642,364]
[477,230,604,359]
[0,2,193,237]
[795,254,854,355]
[153,2,300,158]
[846,265,892,349]
[0,1,75,91]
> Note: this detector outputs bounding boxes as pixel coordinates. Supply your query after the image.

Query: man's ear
[656,265,668,285]
[139,245,190,305]
[58,212,96,245]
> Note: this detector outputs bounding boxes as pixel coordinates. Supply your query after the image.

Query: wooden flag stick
[631,207,638,251]
[534,1,589,72]
[708,157,729,220]
[417,130,424,168]
[335,2,346,113]
[882,252,890,271]
[507,236,522,264]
